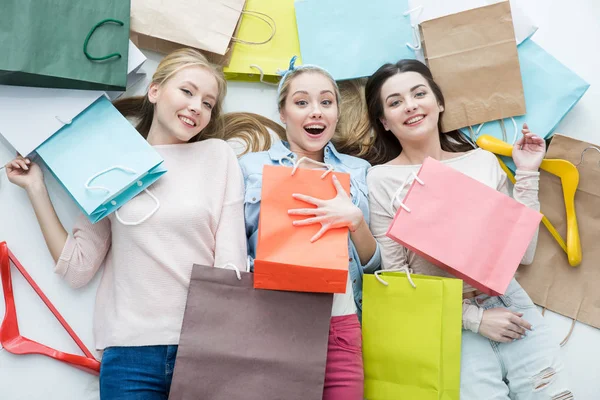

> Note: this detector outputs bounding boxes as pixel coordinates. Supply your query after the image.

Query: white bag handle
[390,171,425,213]
[115,189,160,226]
[248,64,279,86]
[84,165,137,194]
[279,156,334,179]
[218,263,242,280]
[375,266,417,288]
[84,165,160,226]
[403,6,424,51]
[467,117,518,146]
[55,115,73,125]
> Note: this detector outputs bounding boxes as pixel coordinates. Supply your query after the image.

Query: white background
[1,1,599,398]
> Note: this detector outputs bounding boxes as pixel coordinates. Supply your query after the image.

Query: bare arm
[7,156,112,288]
[26,183,68,262]
[6,157,67,262]
[349,217,377,266]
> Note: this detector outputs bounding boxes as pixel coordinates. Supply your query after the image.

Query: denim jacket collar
[267,140,343,166]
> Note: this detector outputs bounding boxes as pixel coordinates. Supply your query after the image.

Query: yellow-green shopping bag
[362,270,463,400]
[223,0,301,83]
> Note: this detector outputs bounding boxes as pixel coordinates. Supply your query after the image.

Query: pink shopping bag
[386,157,542,296]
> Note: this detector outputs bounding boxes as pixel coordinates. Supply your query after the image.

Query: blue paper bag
[461,39,589,148]
[36,96,167,223]
[294,0,416,81]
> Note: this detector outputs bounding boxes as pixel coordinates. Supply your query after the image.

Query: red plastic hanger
[0,242,100,375]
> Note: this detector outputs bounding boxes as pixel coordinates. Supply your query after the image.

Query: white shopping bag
[0,86,104,156]
[107,40,148,100]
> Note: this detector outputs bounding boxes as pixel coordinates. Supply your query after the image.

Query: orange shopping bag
[387,157,542,296]
[254,165,350,293]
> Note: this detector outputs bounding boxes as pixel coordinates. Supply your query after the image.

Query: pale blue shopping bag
[461,39,589,172]
[36,96,167,223]
[294,0,416,81]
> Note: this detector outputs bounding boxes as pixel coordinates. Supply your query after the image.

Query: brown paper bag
[517,134,600,333]
[168,264,333,400]
[419,1,526,132]
[130,32,237,67]
[131,0,246,57]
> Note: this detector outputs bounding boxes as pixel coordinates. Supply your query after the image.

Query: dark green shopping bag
[0,0,130,90]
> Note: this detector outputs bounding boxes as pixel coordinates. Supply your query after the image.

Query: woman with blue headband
[222,57,380,400]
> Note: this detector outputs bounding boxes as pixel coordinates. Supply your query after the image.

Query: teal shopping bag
[294,0,416,81]
[36,96,166,223]
[0,0,130,90]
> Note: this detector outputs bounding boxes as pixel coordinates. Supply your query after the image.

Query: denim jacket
[238,139,381,315]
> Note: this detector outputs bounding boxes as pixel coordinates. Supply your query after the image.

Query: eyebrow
[385,84,427,101]
[182,81,217,101]
[292,90,335,96]
[182,81,198,91]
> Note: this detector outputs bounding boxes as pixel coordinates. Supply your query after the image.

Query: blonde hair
[334,78,375,159]
[222,68,372,157]
[113,48,227,142]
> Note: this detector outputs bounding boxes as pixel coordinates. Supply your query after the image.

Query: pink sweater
[55,139,247,350]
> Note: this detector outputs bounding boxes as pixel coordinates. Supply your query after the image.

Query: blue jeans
[460,280,572,400]
[100,345,178,400]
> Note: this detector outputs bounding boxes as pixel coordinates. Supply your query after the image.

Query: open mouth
[404,115,425,126]
[304,124,326,136]
[178,115,197,128]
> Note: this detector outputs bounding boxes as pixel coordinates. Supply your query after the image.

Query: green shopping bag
[362,270,463,400]
[0,0,130,90]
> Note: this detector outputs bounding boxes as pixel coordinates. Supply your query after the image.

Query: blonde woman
[5,49,246,399]
[222,58,381,400]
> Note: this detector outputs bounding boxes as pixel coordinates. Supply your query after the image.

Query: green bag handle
[83,18,124,62]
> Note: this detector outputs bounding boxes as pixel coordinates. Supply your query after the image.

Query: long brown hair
[112,48,227,142]
[364,60,473,165]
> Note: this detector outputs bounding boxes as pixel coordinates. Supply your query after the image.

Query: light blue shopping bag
[294,0,416,81]
[461,39,589,170]
[36,96,167,223]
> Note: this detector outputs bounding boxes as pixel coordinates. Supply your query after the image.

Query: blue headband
[276,56,337,96]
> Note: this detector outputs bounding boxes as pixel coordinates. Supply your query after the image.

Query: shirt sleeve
[463,300,484,333]
[213,144,248,272]
[360,241,381,274]
[54,214,112,289]
[497,167,541,265]
[367,172,411,271]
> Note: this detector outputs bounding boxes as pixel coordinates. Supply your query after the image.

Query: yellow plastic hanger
[476,134,582,267]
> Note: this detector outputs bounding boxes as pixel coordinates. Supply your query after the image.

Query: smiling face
[378,71,444,145]
[148,65,219,144]
[279,71,339,157]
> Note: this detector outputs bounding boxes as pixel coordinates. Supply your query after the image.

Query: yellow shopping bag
[223,0,301,83]
[362,271,462,400]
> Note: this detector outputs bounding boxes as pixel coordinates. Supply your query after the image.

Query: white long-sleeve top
[367,149,540,332]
